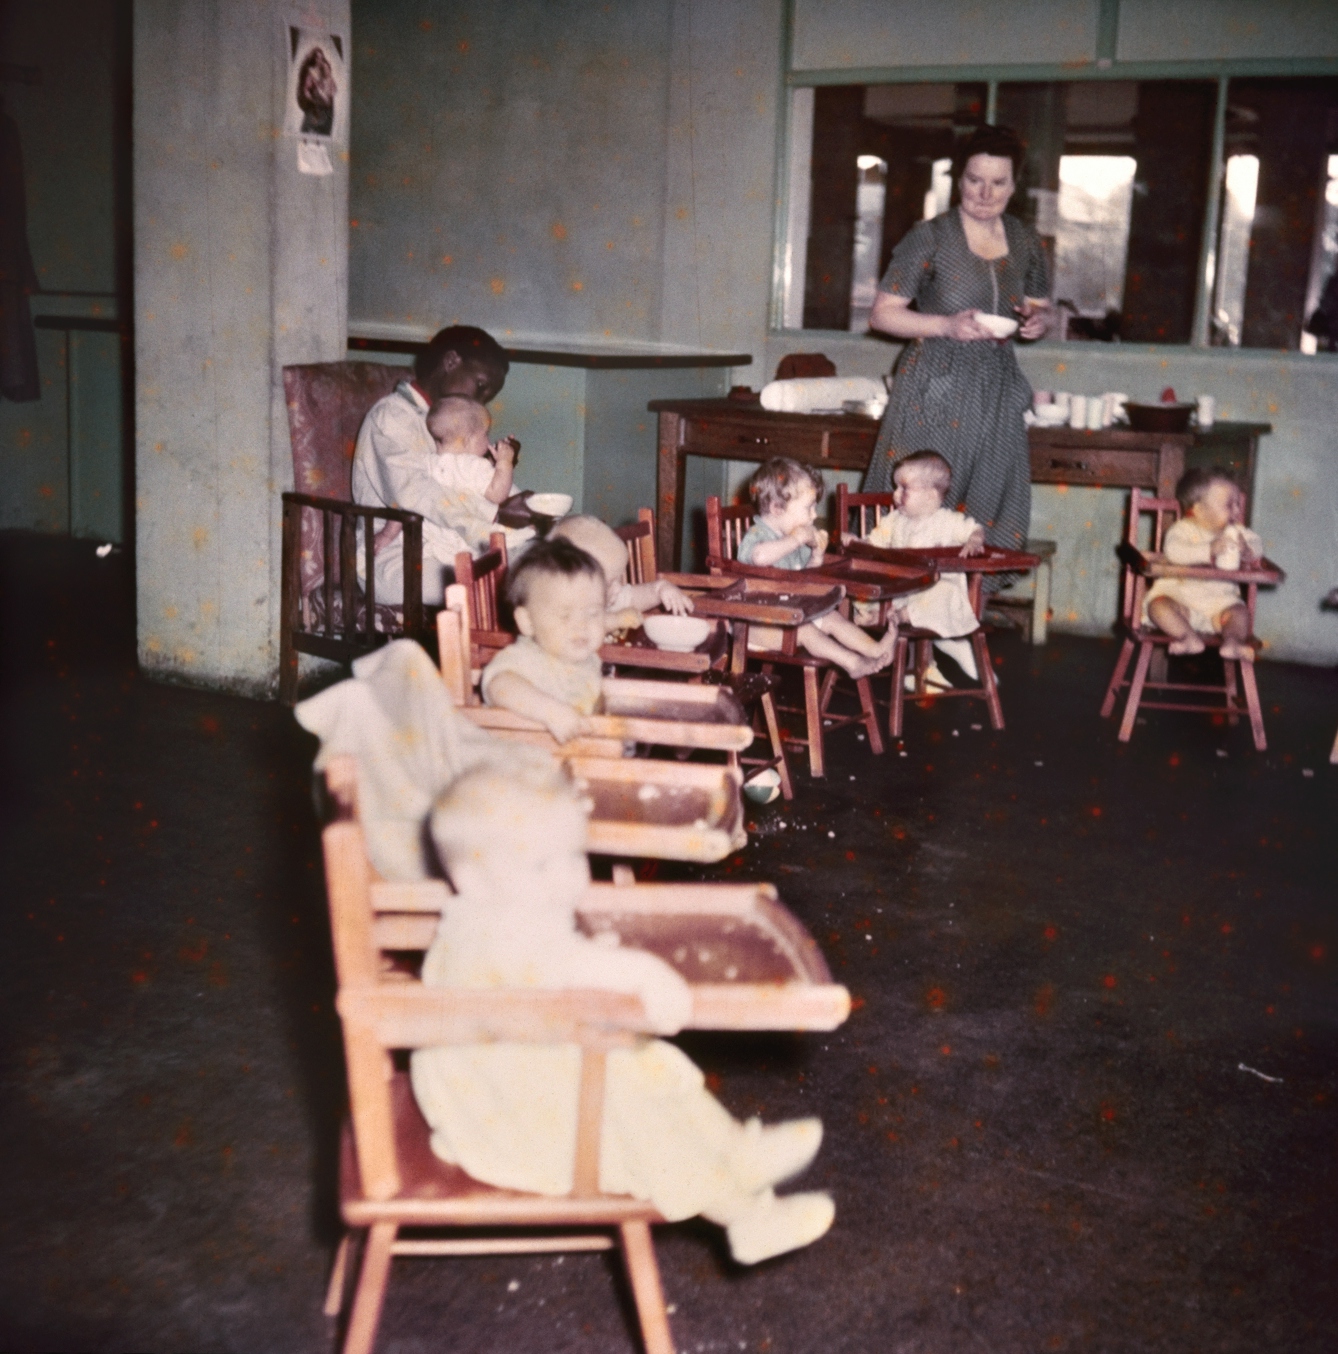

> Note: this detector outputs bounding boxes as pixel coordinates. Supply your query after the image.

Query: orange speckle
[1099,1101,1116,1122]
[845,849,857,862]
[131,970,149,985]
[1056,483,1069,494]
[489,277,505,294]
[571,280,583,291]
[349,219,359,229]
[551,222,567,240]
[1309,943,1325,961]
[1168,754,1180,767]
[457,39,469,52]
[940,1044,952,1056]
[926,986,946,1010]
[38,483,53,499]
[1034,982,1055,1016]
[170,242,188,260]
[440,254,453,265]
[850,996,866,1011]
[1102,974,1117,989]
[173,1121,193,1147]
[1089,805,1102,818]
[1043,925,1058,941]
[705,1071,722,1092]
[1220,923,1233,935]
[419,17,431,28]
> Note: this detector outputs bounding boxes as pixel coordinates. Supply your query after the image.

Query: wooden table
[650,398,1271,567]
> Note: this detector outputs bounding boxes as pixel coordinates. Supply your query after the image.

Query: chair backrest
[452,534,513,677]
[283,361,406,595]
[1120,488,1181,625]
[615,508,658,586]
[834,485,895,543]
[705,496,754,564]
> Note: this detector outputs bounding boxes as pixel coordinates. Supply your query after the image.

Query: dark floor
[1,531,1335,1354]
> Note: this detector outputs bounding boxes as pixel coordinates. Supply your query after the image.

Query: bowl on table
[742,767,783,804]
[1032,402,1068,427]
[973,311,1019,340]
[1125,402,1194,433]
[642,614,713,653]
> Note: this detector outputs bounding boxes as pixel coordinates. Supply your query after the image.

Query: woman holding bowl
[863,125,1050,559]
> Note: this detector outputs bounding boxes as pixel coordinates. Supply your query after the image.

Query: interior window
[781,76,1338,349]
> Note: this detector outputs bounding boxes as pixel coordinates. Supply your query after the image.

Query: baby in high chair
[737,457,898,679]
[552,514,694,635]
[863,449,985,687]
[410,760,835,1265]
[373,395,529,586]
[1144,467,1262,660]
[480,537,609,745]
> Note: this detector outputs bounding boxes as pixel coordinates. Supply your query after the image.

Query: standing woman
[863,125,1050,558]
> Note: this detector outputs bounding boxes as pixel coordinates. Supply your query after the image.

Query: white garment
[293,639,532,881]
[409,894,751,1219]
[866,507,981,640]
[351,381,495,603]
[1143,517,1262,633]
[480,635,604,716]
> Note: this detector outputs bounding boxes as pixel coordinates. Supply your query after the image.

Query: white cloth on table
[759,376,886,414]
[293,639,526,881]
[1143,518,1262,633]
[866,506,981,677]
[480,635,603,716]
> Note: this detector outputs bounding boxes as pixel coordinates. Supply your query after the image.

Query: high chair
[605,508,795,801]
[319,757,849,1354]
[437,598,750,862]
[1100,488,1284,750]
[833,487,1039,736]
[452,533,511,674]
[705,495,883,778]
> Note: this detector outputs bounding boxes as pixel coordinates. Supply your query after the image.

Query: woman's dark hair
[507,537,604,608]
[953,124,1026,180]
[414,325,510,386]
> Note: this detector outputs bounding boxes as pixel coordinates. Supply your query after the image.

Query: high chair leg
[619,1220,675,1354]
[1223,659,1240,726]
[974,632,1004,731]
[1100,637,1136,718]
[803,667,825,777]
[325,1232,352,1317]
[760,692,794,800]
[1238,659,1267,751]
[889,636,909,738]
[856,676,885,753]
[1118,641,1155,743]
[343,1222,397,1354]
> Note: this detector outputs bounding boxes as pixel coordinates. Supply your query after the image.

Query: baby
[410,761,835,1265]
[1145,467,1262,660]
[737,457,898,679]
[373,395,526,586]
[552,514,694,635]
[863,449,984,685]
[480,537,608,745]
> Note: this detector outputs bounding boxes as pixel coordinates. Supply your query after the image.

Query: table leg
[1156,440,1185,500]
[1031,556,1051,645]
[656,412,685,571]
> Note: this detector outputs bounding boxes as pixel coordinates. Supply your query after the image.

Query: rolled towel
[759,376,886,415]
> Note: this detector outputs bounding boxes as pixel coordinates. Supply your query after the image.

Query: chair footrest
[393,1235,616,1256]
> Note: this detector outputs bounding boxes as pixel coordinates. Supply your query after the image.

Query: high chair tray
[1122,549,1285,584]
[365,877,850,1032]
[688,573,846,626]
[462,677,752,751]
[839,539,1042,573]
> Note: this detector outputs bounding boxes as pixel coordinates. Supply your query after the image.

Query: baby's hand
[544,705,593,746]
[656,581,694,615]
[791,524,818,549]
[960,528,986,557]
[812,527,829,555]
[491,436,519,467]
[607,606,644,635]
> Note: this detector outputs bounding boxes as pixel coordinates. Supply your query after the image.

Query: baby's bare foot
[1219,638,1254,661]
[846,653,885,680]
[1167,635,1205,656]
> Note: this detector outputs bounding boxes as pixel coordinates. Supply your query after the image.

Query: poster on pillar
[284,26,347,176]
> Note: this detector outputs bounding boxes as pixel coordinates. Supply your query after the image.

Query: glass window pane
[1221,77,1338,350]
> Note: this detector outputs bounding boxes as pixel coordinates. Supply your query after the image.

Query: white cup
[1069,394,1088,429]
[1054,391,1071,416]
[1196,394,1215,430]
[1033,390,1054,410]
[1087,398,1104,430]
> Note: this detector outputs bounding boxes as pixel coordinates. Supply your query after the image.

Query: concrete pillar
[134,0,349,695]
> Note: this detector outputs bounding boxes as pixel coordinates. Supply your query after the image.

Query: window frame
[769,11,1338,355]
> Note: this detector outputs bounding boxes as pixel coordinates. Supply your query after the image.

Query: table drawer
[1029,446,1159,488]
[681,415,877,468]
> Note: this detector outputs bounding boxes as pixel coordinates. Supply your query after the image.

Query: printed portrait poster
[284,27,347,174]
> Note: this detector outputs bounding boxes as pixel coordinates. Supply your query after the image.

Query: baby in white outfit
[863,450,984,683]
[410,760,836,1265]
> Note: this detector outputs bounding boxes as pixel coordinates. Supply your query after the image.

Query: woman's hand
[959,528,986,557]
[943,309,995,342]
[1016,300,1051,341]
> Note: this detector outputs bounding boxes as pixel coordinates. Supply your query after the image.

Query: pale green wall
[0,0,126,541]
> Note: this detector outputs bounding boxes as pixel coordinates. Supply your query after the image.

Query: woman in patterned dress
[862,126,1051,562]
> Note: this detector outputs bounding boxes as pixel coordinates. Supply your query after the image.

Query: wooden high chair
[436,598,750,862]
[319,757,849,1354]
[452,533,511,674]
[705,495,883,778]
[1099,488,1284,750]
[833,487,1040,736]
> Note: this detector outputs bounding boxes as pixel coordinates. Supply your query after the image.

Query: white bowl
[973,311,1019,339]
[525,492,574,518]
[643,614,713,653]
[743,768,782,804]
